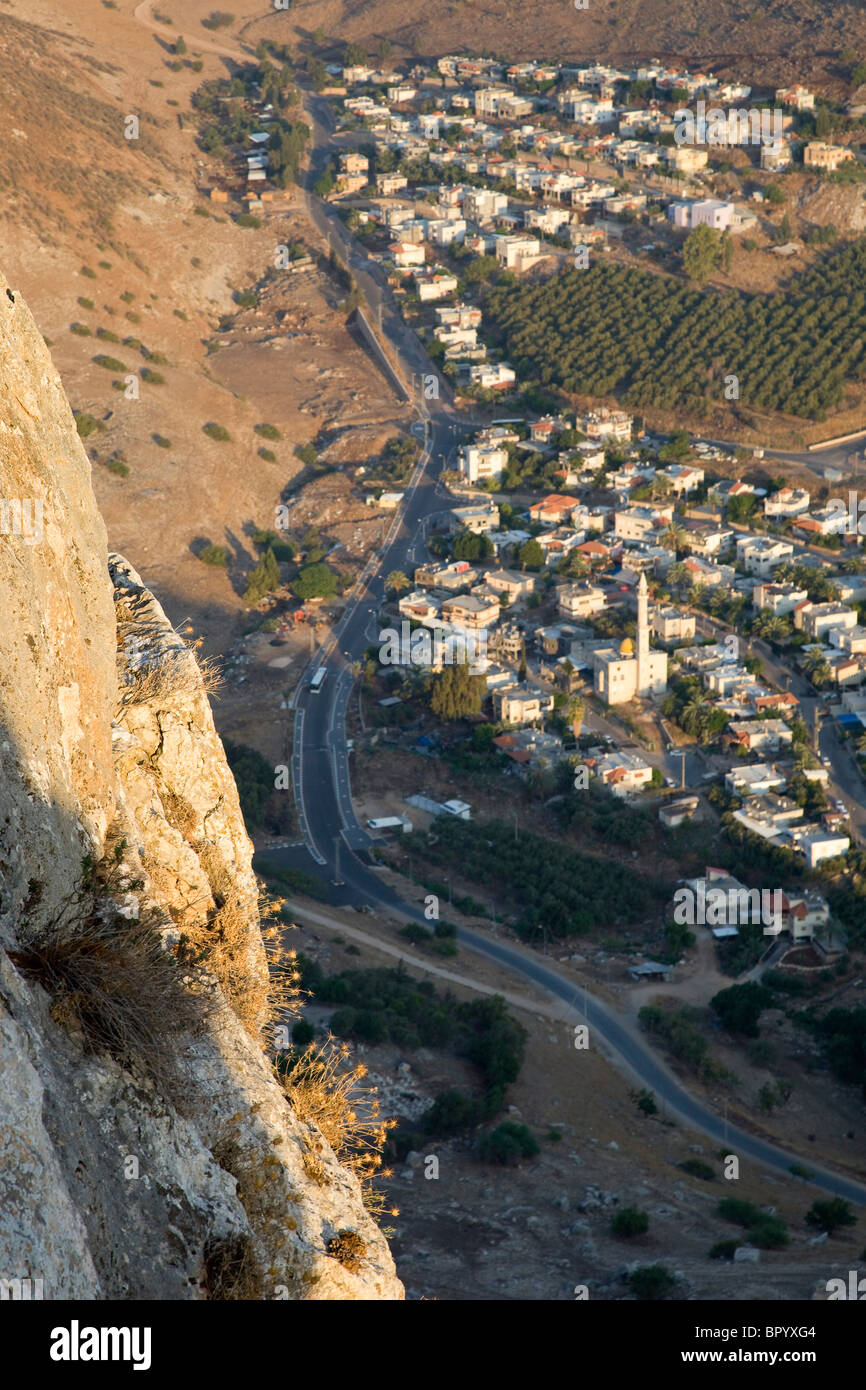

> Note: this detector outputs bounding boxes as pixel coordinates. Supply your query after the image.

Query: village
[183,43,866,980]
[328,360,866,979]
[312,55,858,300]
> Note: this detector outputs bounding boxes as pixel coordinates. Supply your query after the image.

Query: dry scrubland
[280,0,866,92]
[0,0,409,658]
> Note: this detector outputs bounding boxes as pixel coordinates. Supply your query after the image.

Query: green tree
[453,530,494,561]
[664,920,696,956]
[805,1199,857,1236]
[611,1206,650,1237]
[477,1121,540,1165]
[243,547,281,603]
[292,562,338,601]
[430,662,487,721]
[517,538,544,571]
[630,1087,658,1116]
[710,982,773,1038]
[682,225,721,284]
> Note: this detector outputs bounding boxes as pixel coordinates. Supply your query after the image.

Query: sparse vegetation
[678,1158,715,1181]
[198,543,228,567]
[74,412,105,439]
[7,845,213,1101]
[477,1122,540,1165]
[611,1206,650,1237]
[202,10,235,29]
[203,422,231,442]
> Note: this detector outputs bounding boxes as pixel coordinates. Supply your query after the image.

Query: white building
[458,442,509,484]
[463,187,508,223]
[558,583,606,618]
[495,234,542,270]
[736,536,795,577]
[753,582,809,616]
[593,573,668,705]
[763,486,811,518]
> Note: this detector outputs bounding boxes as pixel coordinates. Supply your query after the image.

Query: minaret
[636,571,649,697]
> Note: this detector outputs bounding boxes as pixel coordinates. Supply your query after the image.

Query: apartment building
[796,602,857,641]
[736,536,794,577]
[804,142,854,171]
[650,606,696,643]
[558,583,606,619]
[493,683,554,725]
[458,442,509,484]
[753,581,809,616]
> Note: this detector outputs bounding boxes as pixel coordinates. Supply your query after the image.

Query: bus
[310,667,327,694]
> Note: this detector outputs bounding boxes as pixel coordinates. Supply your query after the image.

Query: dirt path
[627,928,731,1015]
[132,0,251,60]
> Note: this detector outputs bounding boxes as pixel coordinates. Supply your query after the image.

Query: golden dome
[620,636,634,656]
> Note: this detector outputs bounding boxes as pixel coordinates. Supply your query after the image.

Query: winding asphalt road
[122,15,866,1205]
[286,104,866,1206]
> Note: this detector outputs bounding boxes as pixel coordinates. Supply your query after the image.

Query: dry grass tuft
[177,883,303,1046]
[114,609,223,714]
[9,910,214,1101]
[327,1229,366,1273]
[202,1233,262,1301]
[277,1037,397,1202]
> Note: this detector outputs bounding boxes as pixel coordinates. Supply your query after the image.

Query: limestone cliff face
[0,278,402,1299]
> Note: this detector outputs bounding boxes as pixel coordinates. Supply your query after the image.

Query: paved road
[703,433,866,479]
[285,864,866,1204]
[284,108,866,1203]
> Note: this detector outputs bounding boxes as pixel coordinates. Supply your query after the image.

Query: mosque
[592,573,668,705]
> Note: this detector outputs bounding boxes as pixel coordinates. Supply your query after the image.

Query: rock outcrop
[0,276,402,1299]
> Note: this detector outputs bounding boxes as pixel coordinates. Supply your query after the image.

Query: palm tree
[385,570,410,595]
[662,521,686,553]
[666,562,689,592]
[568,695,585,738]
[765,616,789,644]
[803,649,832,688]
[680,690,706,735]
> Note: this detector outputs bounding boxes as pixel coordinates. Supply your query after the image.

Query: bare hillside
[275,0,866,93]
